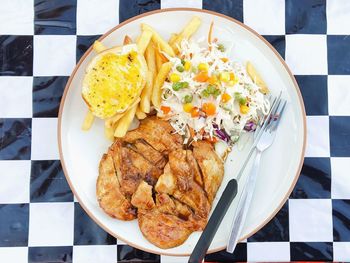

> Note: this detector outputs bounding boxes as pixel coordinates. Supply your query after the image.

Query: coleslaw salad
[157,38,270,145]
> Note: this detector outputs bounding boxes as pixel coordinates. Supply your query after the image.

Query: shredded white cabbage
[158,39,270,145]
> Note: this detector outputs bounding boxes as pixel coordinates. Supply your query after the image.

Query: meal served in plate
[81,16,270,248]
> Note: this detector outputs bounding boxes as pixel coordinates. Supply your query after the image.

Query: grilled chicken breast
[97,117,224,249]
[193,141,225,204]
[96,153,136,220]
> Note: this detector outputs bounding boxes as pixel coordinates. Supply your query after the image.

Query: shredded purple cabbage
[244,121,257,132]
[215,129,230,142]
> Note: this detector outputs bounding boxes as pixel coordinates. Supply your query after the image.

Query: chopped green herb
[176,65,184,72]
[184,94,193,103]
[234,92,247,105]
[207,84,217,93]
[201,89,210,98]
[172,82,183,91]
[213,88,221,97]
[218,43,225,52]
[181,59,185,65]
[182,81,189,88]
[172,82,189,91]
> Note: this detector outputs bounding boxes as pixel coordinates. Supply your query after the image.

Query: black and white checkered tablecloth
[1,0,350,262]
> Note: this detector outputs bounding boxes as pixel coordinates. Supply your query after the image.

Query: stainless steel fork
[226,98,287,253]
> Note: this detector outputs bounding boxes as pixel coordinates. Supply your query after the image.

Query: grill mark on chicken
[122,139,167,169]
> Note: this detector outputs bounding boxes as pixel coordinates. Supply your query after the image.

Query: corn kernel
[228,78,238,86]
[198,62,209,71]
[170,73,181,83]
[184,61,191,71]
[183,103,193,113]
[240,105,249,114]
[219,72,230,82]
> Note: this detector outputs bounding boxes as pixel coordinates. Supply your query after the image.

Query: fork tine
[269,100,287,131]
[254,92,280,137]
[254,95,282,140]
[254,96,275,137]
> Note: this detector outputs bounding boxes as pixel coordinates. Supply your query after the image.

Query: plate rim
[57,7,307,256]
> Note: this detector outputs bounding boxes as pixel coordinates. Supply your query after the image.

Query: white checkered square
[0,77,32,118]
[29,202,74,246]
[161,0,202,9]
[286,35,327,75]
[73,245,117,263]
[243,0,285,35]
[33,35,76,76]
[333,242,350,261]
[0,161,30,204]
[328,75,350,116]
[0,247,28,263]
[247,242,290,262]
[331,157,350,199]
[0,0,33,35]
[327,0,350,34]
[77,0,119,35]
[305,116,330,157]
[31,118,59,160]
[289,199,333,242]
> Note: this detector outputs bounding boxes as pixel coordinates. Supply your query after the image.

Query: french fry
[105,97,141,129]
[140,43,156,113]
[136,106,147,119]
[171,16,201,53]
[82,111,95,131]
[140,70,153,113]
[105,113,124,129]
[93,40,107,53]
[168,33,178,45]
[137,29,153,54]
[152,62,172,109]
[104,125,115,141]
[155,50,163,72]
[141,23,175,57]
[123,35,133,45]
[246,61,269,94]
[114,100,139,137]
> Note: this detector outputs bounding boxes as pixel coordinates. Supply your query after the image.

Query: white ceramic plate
[58,8,306,256]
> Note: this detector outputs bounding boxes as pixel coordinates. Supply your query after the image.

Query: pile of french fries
[82,16,202,140]
[81,15,267,141]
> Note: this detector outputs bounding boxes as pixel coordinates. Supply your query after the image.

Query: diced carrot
[229,72,235,81]
[160,105,171,114]
[221,93,231,103]
[208,75,218,84]
[202,102,216,116]
[220,57,229,63]
[191,107,200,117]
[194,71,209,82]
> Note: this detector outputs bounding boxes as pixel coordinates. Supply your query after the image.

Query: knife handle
[188,179,238,263]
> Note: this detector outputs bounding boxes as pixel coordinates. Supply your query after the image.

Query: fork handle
[188,179,238,263]
[226,150,262,253]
